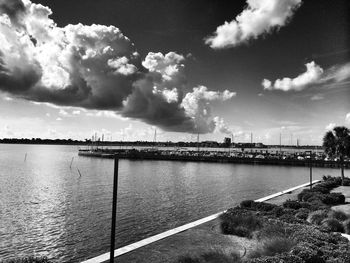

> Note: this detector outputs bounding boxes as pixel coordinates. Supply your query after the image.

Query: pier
[78,148,350,168]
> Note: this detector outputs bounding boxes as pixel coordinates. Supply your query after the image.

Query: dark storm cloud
[0,0,25,25]
[0,0,235,134]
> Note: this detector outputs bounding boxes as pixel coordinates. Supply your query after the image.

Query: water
[0,144,347,262]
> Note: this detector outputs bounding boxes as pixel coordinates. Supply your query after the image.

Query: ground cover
[177,176,350,263]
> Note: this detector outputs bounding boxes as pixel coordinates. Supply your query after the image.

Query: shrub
[298,190,323,202]
[328,210,349,221]
[271,206,285,217]
[295,210,309,220]
[291,243,325,263]
[299,202,312,209]
[177,250,242,263]
[322,193,345,205]
[255,202,277,212]
[308,200,328,211]
[283,200,302,210]
[240,200,255,209]
[220,212,262,238]
[249,237,296,258]
[256,222,293,240]
[279,213,306,224]
[343,219,350,234]
[343,177,350,186]
[311,185,329,194]
[307,210,328,225]
[321,218,344,233]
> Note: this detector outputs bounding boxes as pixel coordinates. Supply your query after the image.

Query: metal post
[309,163,312,189]
[110,157,119,263]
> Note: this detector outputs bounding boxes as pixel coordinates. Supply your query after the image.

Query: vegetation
[249,237,296,259]
[220,210,262,238]
[323,126,350,185]
[177,250,242,263]
[177,175,350,263]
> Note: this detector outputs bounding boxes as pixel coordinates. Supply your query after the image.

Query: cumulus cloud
[205,0,302,49]
[263,61,323,91]
[322,63,350,83]
[346,113,350,124]
[213,117,232,134]
[0,0,236,134]
[263,61,350,92]
[325,123,336,130]
[310,94,324,101]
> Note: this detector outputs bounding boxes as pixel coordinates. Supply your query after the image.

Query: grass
[177,249,242,263]
[249,237,296,259]
[219,211,262,238]
[321,218,344,232]
[307,210,328,225]
[177,175,350,263]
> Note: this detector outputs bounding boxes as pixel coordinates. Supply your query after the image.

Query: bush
[177,250,242,263]
[322,193,345,205]
[279,213,306,224]
[291,243,325,263]
[1,257,51,263]
[307,210,328,225]
[328,210,349,221]
[220,212,262,238]
[256,222,293,240]
[255,202,277,212]
[321,218,344,233]
[283,200,302,210]
[311,185,329,194]
[240,200,255,209]
[343,177,350,186]
[298,190,323,202]
[271,206,285,217]
[299,202,312,209]
[343,219,350,234]
[249,237,296,258]
[295,210,309,220]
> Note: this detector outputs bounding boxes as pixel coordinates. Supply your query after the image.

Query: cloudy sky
[0,0,349,145]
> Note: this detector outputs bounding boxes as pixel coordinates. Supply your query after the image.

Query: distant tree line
[0,137,324,148]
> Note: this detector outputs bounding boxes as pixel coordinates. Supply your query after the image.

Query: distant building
[224,137,231,146]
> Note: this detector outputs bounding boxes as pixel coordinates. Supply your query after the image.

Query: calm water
[0,144,347,262]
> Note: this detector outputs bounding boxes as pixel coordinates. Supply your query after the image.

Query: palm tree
[323,126,350,185]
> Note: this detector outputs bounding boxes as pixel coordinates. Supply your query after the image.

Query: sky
[0,0,349,145]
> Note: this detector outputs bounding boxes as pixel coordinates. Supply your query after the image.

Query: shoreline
[81,180,320,263]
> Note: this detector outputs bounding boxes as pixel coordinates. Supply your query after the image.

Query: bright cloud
[213,117,232,134]
[0,0,236,134]
[263,61,323,91]
[205,0,302,49]
[325,123,336,130]
[346,113,350,124]
[263,61,350,92]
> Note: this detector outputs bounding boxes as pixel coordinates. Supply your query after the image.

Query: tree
[323,126,350,185]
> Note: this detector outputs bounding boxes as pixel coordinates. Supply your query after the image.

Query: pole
[309,163,313,189]
[279,133,282,153]
[70,157,74,169]
[110,157,119,263]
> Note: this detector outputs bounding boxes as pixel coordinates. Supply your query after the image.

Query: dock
[78,148,350,168]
